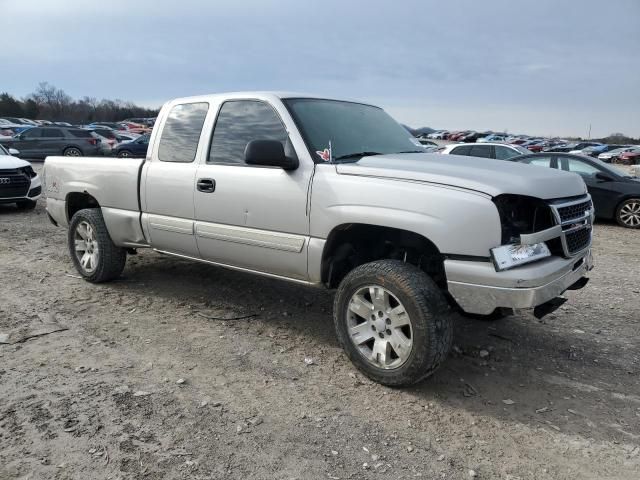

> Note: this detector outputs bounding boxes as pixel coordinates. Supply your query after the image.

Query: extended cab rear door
[193,97,313,281]
[140,102,209,257]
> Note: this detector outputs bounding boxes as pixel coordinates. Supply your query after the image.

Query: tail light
[87,138,98,145]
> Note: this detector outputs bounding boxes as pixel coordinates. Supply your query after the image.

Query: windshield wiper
[397,150,426,154]
[333,151,383,162]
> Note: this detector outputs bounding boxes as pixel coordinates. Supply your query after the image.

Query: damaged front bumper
[445,249,593,316]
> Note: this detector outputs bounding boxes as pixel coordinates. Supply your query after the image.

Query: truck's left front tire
[334,260,453,387]
[68,208,126,283]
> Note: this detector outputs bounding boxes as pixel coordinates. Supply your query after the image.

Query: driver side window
[208,100,288,165]
[22,128,42,139]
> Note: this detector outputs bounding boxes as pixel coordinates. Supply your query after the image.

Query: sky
[1,0,639,138]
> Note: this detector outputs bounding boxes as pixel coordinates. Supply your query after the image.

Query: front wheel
[334,260,453,387]
[616,198,640,228]
[117,150,132,158]
[68,208,127,282]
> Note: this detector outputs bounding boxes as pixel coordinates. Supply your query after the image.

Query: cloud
[1,0,638,137]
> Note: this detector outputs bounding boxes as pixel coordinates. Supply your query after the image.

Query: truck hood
[335,153,587,199]
[0,155,31,169]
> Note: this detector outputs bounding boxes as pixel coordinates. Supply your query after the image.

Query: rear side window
[208,100,288,165]
[41,128,64,138]
[469,145,492,158]
[69,129,93,138]
[451,145,471,156]
[158,102,209,163]
[495,146,519,160]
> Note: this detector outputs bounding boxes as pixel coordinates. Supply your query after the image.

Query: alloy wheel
[346,285,413,369]
[619,200,640,227]
[74,221,99,273]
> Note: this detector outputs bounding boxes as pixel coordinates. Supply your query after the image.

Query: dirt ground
[1,164,639,480]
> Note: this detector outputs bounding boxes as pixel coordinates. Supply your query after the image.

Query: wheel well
[66,192,99,221]
[321,224,445,289]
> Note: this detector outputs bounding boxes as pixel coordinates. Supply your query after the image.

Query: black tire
[16,200,37,210]
[334,260,453,387]
[117,150,132,158]
[63,147,83,157]
[68,208,126,283]
[615,198,640,229]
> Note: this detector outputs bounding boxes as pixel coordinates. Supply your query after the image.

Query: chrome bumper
[446,250,593,315]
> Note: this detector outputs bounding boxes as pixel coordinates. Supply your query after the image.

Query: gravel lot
[1,164,639,479]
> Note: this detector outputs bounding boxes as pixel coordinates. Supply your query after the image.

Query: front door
[13,128,42,157]
[194,99,313,280]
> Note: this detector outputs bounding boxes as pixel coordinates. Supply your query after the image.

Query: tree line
[0,83,159,123]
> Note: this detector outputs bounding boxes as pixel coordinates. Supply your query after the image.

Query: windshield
[595,158,635,177]
[283,98,419,162]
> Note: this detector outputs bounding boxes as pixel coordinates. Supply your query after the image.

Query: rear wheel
[16,200,37,210]
[616,198,640,228]
[68,208,126,282]
[117,150,132,158]
[63,147,83,157]
[334,260,453,387]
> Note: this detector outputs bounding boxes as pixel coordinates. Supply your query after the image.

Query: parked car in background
[89,122,126,131]
[599,146,640,163]
[619,150,640,165]
[115,132,140,143]
[513,152,640,228]
[0,118,32,134]
[478,134,507,143]
[441,142,530,160]
[0,143,41,209]
[544,142,602,153]
[0,127,103,158]
[570,144,626,157]
[112,133,150,157]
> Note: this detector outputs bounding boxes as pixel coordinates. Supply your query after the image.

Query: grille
[548,195,594,258]
[0,174,30,198]
[565,227,591,255]
[556,200,592,223]
[0,169,20,175]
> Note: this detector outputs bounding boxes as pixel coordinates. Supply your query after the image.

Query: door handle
[197,178,216,193]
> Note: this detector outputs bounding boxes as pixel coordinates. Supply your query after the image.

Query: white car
[441,142,530,160]
[0,144,42,209]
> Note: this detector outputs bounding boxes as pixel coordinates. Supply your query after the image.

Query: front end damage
[446,194,594,317]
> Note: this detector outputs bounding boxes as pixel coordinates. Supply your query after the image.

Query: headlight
[491,242,551,271]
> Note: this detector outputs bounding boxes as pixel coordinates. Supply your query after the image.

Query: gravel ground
[0,164,639,479]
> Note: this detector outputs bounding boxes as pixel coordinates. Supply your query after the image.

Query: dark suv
[0,127,103,159]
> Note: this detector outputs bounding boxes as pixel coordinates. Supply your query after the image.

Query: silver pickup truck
[44,92,594,386]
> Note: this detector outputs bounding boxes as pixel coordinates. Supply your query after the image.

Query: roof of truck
[164,91,373,107]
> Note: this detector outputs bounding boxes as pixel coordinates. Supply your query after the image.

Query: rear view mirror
[595,172,613,182]
[244,139,298,170]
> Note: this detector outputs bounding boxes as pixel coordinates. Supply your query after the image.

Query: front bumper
[446,249,593,315]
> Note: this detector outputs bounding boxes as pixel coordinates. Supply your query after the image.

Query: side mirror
[595,172,613,182]
[8,148,20,156]
[244,139,298,170]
